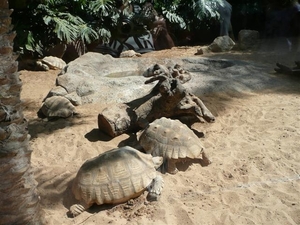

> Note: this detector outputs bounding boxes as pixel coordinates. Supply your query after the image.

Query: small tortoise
[38,96,76,118]
[138,117,211,174]
[70,146,164,217]
[119,50,142,58]
[36,56,66,71]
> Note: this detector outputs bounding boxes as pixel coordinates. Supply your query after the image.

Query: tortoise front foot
[167,159,179,174]
[147,175,164,201]
[69,204,86,217]
[201,151,212,166]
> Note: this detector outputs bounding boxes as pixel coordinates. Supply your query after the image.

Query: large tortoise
[70,146,164,217]
[138,117,211,174]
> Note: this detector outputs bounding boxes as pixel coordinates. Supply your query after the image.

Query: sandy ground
[20,45,300,225]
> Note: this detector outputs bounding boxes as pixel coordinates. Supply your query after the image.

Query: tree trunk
[0,1,44,224]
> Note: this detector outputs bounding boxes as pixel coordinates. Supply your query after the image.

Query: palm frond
[89,0,115,16]
[52,16,79,42]
[192,0,224,19]
[24,31,44,56]
[78,24,99,43]
[162,8,186,29]
[97,27,111,42]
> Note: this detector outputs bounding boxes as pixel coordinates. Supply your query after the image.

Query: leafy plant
[10,0,116,58]
[10,0,245,58]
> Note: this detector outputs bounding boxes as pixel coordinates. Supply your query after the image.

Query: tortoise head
[152,156,163,169]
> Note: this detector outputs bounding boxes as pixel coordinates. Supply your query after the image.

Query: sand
[20,47,300,225]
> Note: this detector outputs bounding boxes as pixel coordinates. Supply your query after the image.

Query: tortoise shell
[40,96,75,118]
[72,146,160,206]
[138,117,205,159]
[41,56,66,70]
[120,50,142,58]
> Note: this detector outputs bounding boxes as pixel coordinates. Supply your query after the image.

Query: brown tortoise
[138,117,211,174]
[70,146,164,217]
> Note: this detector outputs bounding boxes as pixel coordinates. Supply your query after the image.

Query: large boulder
[208,36,236,52]
[53,53,160,105]
[196,36,236,55]
[39,52,286,118]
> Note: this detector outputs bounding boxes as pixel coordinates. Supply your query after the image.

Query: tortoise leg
[147,175,164,201]
[69,202,91,217]
[201,151,211,166]
[167,158,178,174]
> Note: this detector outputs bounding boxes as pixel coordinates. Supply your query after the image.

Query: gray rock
[209,36,235,52]
[238,30,260,50]
[65,92,82,106]
[41,52,287,112]
[55,53,162,104]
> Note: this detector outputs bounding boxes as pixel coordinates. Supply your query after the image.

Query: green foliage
[161,5,186,29]
[10,0,114,57]
[12,0,283,57]
[152,0,227,32]
[88,0,114,16]
[192,0,224,19]
[24,31,43,56]
[130,0,146,4]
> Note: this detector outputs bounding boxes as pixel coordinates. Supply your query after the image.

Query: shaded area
[84,128,113,142]
[195,51,300,96]
[182,57,297,97]
[35,168,113,217]
[27,115,89,139]
[25,47,300,225]
[176,158,209,172]
[34,167,75,210]
[274,61,300,75]
[117,133,141,149]
[23,50,300,142]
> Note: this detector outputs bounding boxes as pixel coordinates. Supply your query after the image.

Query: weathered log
[98,64,215,137]
[98,104,134,137]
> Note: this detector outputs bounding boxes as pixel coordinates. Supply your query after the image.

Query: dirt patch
[19,45,300,225]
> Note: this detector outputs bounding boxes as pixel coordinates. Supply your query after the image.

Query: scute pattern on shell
[41,56,66,69]
[40,96,75,118]
[138,117,204,159]
[72,146,157,206]
[120,50,142,58]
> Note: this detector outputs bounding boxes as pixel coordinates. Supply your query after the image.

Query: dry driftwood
[98,64,215,137]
